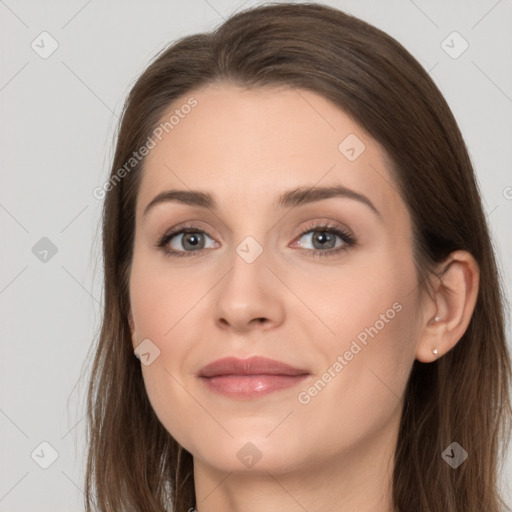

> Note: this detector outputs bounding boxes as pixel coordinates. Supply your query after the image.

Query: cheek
[293,293,418,461]
[293,247,417,356]
[128,256,214,452]
[129,252,204,347]
[297,250,418,418]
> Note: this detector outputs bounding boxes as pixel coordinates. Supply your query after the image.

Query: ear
[415,250,480,363]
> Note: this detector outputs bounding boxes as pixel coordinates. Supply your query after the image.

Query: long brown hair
[84,3,512,511]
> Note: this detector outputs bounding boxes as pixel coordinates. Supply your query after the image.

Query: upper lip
[198,356,309,377]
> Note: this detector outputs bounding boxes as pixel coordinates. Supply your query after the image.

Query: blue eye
[295,224,355,258]
[156,222,356,259]
[157,225,216,258]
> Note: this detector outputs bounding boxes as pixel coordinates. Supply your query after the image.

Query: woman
[85,3,512,511]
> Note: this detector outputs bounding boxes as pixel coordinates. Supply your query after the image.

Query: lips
[198,356,310,398]
[198,356,308,377]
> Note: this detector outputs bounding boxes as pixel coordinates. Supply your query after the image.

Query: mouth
[199,374,309,398]
[198,356,310,399]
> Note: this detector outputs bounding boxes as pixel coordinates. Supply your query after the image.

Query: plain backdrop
[1,0,511,510]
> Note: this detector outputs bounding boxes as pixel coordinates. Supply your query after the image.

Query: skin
[128,83,479,512]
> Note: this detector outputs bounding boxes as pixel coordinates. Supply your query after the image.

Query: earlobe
[415,250,480,363]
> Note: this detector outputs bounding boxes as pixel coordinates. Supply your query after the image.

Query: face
[128,83,423,476]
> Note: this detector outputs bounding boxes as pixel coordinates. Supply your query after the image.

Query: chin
[185,431,310,475]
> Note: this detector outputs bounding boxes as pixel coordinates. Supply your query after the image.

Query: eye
[156,224,218,258]
[293,222,356,258]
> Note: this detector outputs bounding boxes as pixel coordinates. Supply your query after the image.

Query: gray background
[1,0,511,510]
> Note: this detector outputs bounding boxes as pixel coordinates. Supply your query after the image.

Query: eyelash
[155,222,356,259]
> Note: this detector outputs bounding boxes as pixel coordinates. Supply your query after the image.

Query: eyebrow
[143,185,381,218]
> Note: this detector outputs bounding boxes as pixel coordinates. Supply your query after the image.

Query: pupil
[184,233,202,250]
[313,231,334,249]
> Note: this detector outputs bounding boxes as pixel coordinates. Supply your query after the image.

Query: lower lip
[200,374,309,398]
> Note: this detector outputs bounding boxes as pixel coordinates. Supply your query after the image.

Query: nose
[213,246,285,333]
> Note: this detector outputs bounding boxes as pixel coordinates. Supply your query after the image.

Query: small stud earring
[434,316,440,323]
[432,348,438,356]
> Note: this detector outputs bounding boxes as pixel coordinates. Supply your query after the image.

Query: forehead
[136,83,404,220]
